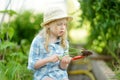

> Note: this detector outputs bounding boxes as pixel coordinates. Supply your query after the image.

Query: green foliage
[69,47,81,57]
[0,36,32,80]
[113,62,120,80]
[79,0,120,60]
[114,72,120,80]
[0,41,32,80]
[78,1,120,79]
[0,10,17,16]
[4,11,43,44]
[0,24,14,40]
[0,61,32,80]
[0,10,43,80]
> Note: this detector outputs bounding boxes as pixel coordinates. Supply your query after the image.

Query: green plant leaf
[0,41,16,50]
[7,27,14,40]
[0,10,17,16]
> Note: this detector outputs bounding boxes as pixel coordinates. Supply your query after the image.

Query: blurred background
[0,0,120,80]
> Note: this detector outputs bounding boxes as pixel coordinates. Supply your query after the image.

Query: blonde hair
[39,23,68,52]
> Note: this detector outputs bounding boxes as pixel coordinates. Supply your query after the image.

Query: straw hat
[41,7,73,27]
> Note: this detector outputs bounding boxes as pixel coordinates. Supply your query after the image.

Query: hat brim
[41,16,73,27]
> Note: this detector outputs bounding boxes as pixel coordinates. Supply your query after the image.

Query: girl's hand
[59,55,72,70]
[61,55,72,64]
[48,54,59,63]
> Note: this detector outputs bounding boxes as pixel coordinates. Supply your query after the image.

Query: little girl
[28,7,73,80]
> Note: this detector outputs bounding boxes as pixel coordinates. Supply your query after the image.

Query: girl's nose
[61,24,66,30]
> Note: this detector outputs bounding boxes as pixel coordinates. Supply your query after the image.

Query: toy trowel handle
[71,50,93,60]
[72,55,85,60]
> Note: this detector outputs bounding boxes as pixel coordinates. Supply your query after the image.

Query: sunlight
[0,0,79,13]
[70,28,88,44]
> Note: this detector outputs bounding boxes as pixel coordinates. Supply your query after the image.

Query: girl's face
[48,18,67,37]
